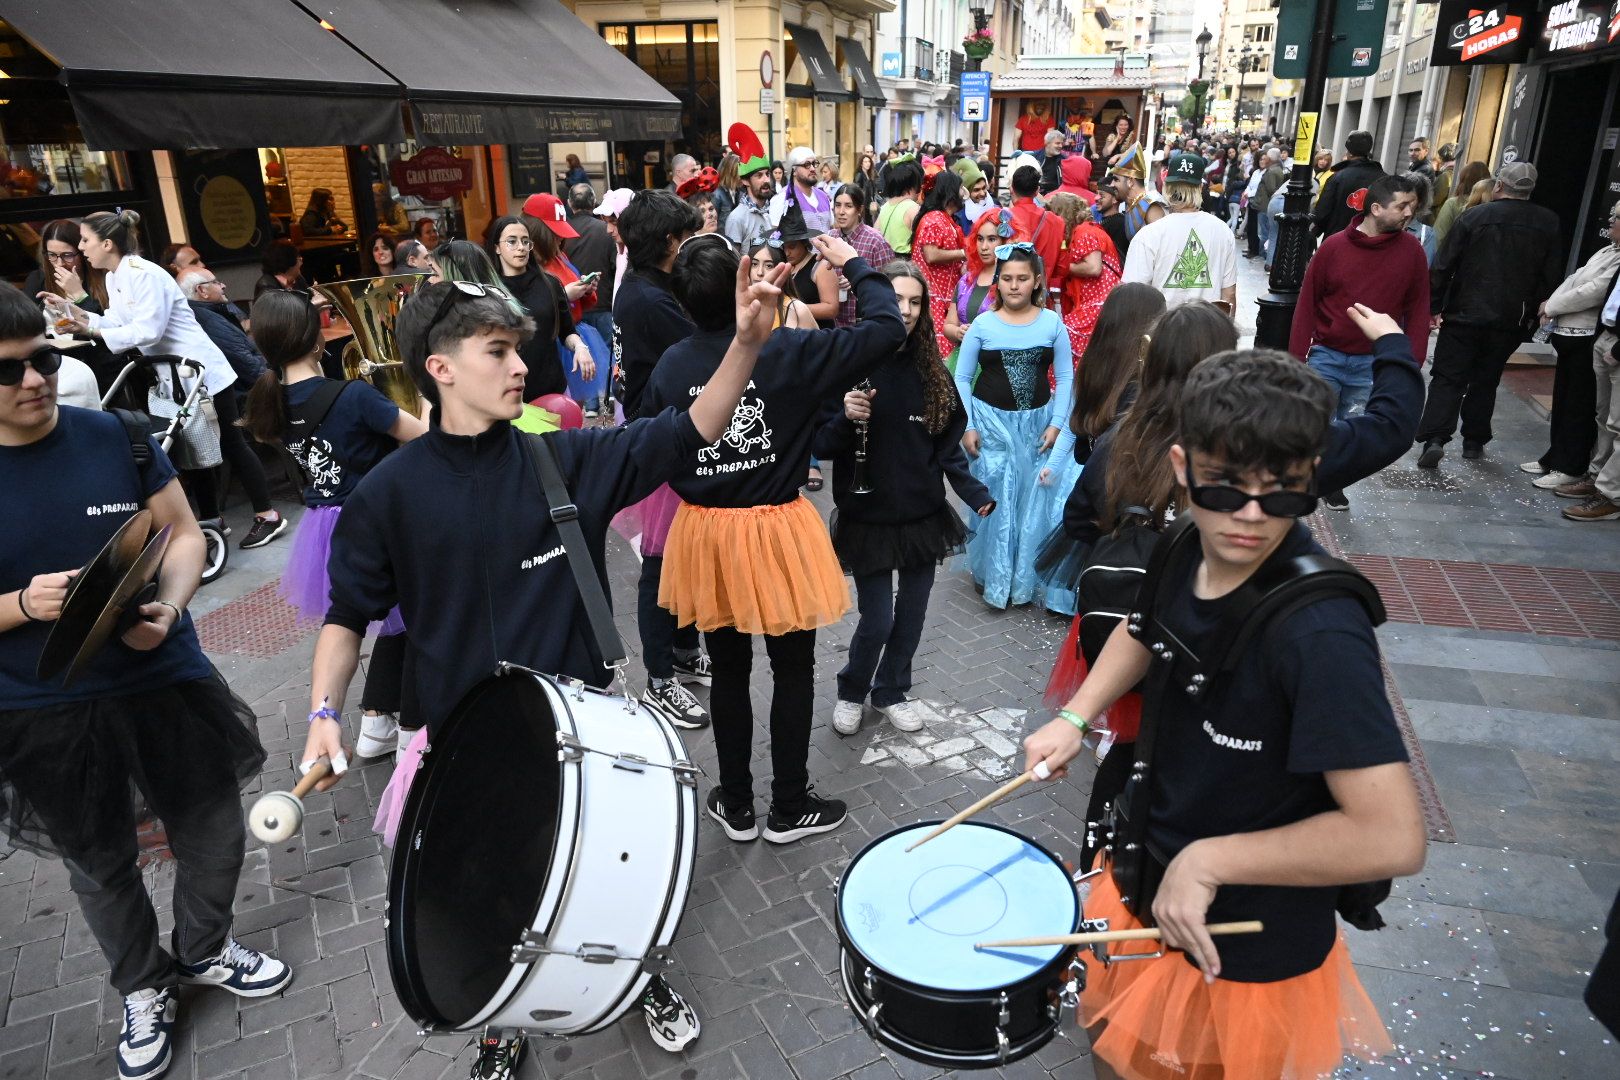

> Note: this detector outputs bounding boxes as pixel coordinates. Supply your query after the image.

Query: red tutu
[1078,860,1394,1080]
[1042,615,1140,741]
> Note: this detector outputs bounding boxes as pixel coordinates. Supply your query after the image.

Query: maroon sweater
[1289,215,1430,362]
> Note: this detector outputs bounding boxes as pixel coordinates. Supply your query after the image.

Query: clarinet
[850,379,875,496]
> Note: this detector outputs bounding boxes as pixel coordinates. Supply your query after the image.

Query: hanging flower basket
[963,28,994,59]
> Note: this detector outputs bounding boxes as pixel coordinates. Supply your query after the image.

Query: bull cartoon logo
[699,397,772,462]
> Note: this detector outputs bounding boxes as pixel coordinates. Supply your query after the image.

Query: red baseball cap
[521,192,579,238]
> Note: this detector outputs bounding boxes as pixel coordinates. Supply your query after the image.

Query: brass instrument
[850,378,875,496]
[314,274,427,416]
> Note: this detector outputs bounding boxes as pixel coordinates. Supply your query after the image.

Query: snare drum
[835,821,1081,1069]
[386,664,698,1037]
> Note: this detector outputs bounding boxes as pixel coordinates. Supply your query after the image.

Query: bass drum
[386,664,697,1036]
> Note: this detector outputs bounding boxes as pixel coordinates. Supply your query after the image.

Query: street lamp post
[1190,25,1213,133]
[967,2,990,149]
[1254,0,1339,348]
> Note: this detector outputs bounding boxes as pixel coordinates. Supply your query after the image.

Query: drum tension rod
[510,930,675,975]
[553,732,701,786]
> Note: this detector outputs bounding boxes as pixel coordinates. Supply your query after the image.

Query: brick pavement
[4,258,1618,1080]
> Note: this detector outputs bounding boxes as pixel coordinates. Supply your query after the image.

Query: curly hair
[880,260,955,435]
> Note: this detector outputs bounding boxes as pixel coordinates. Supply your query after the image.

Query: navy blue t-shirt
[0,407,212,708]
[283,378,400,506]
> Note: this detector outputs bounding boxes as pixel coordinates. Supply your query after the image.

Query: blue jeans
[579,309,614,405]
[1306,345,1374,421]
[838,564,936,708]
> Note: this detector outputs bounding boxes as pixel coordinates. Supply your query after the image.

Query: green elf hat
[729,123,771,178]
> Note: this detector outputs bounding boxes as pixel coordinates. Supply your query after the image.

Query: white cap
[787,145,818,167]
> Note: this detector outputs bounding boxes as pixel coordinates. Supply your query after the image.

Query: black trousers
[638,557,699,682]
[187,388,273,518]
[1539,332,1601,476]
[705,626,815,810]
[1244,205,1262,256]
[1417,322,1526,446]
[361,632,418,728]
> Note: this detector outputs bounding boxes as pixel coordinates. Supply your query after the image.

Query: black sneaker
[641,975,700,1052]
[240,514,289,549]
[468,1035,525,1080]
[1462,440,1484,460]
[763,786,847,844]
[706,787,758,842]
[643,680,709,730]
[1321,490,1349,512]
[671,651,712,686]
[1416,440,1445,469]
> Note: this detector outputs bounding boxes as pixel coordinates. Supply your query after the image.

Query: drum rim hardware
[509,930,676,976]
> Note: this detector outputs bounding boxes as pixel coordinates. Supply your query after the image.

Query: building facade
[1214,0,1277,132]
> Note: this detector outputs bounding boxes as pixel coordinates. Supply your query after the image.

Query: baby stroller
[101,355,230,585]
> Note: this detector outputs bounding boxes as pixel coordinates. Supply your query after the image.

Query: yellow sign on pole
[1294,112,1319,162]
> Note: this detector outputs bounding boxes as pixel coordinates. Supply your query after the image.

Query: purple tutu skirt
[609,483,684,558]
[278,505,405,635]
[374,726,430,848]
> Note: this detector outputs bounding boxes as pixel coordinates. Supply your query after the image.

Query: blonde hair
[1464,178,1493,210]
[1165,182,1203,211]
[1045,192,1087,235]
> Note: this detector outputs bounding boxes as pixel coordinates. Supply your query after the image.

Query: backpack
[1074,506,1158,677]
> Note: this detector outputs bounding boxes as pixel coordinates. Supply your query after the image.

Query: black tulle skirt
[1032,521,1093,617]
[0,668,265,861]
[831,504,970,577]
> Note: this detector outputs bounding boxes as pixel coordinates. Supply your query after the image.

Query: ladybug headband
[676,167,720,200]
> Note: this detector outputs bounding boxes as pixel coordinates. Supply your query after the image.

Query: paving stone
[197,1029,290,1079]
[6,978,102,1025]
[789,1031,883,1080]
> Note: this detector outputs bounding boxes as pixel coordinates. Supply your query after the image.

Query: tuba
[314,274,428,416]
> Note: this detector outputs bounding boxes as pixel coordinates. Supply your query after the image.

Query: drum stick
[905,761,1052,852]
[248,760,334,844]
[974,920,1264,950]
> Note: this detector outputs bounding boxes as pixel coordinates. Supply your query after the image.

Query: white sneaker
[878,699,926,733]
[832,700,863,736]
[641,976,700,1052]
[355,712,399,759]
[1518,460,1548,475]
[1532,470,1583,489]
[117,988,176,1080]
[396,726,418,762]
[176,937,291,997]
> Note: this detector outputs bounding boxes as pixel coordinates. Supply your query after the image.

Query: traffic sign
[959,71,991,123]
[760,50,774,88]
[759,88,776,115]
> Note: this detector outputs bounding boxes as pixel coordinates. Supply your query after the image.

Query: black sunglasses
[1185,450,1318,518]
[425,280,512,342]
[0,347,63,387]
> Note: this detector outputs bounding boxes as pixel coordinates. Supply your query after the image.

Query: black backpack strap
[522,432,629,678]
[110,408,153,468]
[283,379,352,443]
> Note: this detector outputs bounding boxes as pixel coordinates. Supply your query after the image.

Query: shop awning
[838,38,888,107]
[2,1,406,150]
[785,24,851,100]
[309,0,682,145]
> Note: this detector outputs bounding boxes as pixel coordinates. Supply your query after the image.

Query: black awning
[3,2,405,150]
[838,38,887,107]
[785,24,850,100]
[313,0,682,146]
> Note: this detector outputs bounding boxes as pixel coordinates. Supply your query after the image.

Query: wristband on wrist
[155,600,182,623]
[308,705,340,724]
[1058,708,1090,734]
[17,591,41,623]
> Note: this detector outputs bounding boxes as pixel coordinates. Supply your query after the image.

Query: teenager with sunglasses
[1022,346,1426,1080]
[953,243,1075,609]
[300,259,789,1075]
[0,287,288,1080]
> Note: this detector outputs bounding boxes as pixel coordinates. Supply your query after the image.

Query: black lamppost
[1254,0,1339,348]
[967,1,991,149]
[1189,25,1213,133]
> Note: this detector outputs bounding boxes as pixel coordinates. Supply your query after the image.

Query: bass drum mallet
[249,759,335,843]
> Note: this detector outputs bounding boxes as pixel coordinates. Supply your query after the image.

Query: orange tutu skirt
[659,497,850,636]
[1079,858,1393,1080]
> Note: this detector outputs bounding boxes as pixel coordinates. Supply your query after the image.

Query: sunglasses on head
[425,280,512,342]
[0,347,64,387]
[1184,451,1318,518]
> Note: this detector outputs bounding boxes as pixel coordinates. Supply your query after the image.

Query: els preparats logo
[1447,5,1523,60]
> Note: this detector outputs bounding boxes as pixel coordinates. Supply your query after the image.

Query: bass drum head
[387,672,563,1028]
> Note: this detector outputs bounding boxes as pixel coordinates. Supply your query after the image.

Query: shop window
[601,21,723,167]
[0,144,130,198]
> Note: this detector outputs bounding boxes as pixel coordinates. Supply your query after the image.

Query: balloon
[530,393,583,430]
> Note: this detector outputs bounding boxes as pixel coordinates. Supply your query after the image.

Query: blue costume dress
[954,308,1074,608]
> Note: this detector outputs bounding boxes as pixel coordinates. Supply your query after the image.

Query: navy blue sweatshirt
[1063,332,1422,546]
[641,257,907,508]
[325,409,703,730]
[614,267,693,417]
[812,353,993,521]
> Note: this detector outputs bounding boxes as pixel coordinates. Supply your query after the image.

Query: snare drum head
[388,672,563,1028]
[838,822,1076,992]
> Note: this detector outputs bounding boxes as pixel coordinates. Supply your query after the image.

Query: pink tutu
[373,726,429,848]
[609,483,684,558]
[278,505,405,636]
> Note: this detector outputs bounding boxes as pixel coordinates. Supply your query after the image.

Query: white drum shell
[455,675,696,1036]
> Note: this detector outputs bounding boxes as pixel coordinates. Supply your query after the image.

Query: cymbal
[36,509,151,682]
[61,524,172,688]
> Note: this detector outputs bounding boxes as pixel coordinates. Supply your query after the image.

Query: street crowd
[3,103,1619,1080]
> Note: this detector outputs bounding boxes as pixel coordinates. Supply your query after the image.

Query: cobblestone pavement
[3,256,1617,1080]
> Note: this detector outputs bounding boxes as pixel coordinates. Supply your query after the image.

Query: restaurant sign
[1533,0,1620,58]
[389,147,474,202]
